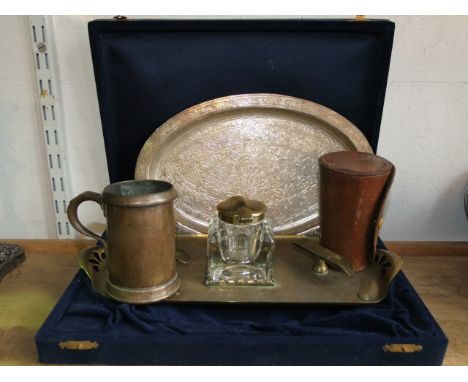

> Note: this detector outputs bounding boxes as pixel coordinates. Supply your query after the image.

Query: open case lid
[88,18,394,183]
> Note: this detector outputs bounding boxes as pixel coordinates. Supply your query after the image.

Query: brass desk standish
[80,235,402,305]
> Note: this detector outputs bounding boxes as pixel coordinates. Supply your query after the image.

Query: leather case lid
[88,18,394,183]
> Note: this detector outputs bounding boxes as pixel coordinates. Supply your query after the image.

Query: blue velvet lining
[36,269,448,365]
[54,270,437,339]
[89,19,394,183]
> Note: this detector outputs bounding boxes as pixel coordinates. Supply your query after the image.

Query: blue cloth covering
[88,19,394,183]
[36,268,447,365]
[61,273,430,338]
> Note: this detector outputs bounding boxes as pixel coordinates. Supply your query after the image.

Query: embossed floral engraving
[136,94,372,234]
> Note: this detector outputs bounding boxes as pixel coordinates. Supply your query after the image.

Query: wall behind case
[1,15,467,241]
[0,16,56,238]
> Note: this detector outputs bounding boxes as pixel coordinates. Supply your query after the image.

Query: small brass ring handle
[67,191,106,246]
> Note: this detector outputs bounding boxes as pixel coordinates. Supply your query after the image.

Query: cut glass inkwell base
[206,196,275,286]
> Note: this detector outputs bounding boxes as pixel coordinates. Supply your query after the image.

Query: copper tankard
[67,180,180,304]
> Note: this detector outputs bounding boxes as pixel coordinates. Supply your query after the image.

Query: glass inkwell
[206,195,275,286]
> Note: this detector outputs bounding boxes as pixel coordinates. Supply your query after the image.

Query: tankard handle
[67,191,107,246]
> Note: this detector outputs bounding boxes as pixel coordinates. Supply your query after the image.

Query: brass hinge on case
[59,340,99,351]
[354,15,368,22]
[383,344,423,353]
[113,15,128,21]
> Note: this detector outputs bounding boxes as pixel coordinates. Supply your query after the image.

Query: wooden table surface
[0,241,467,365]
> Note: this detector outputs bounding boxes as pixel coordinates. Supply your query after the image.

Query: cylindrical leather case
[319,151,395,272]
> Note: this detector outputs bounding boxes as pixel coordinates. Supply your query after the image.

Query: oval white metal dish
[135,94,372,234]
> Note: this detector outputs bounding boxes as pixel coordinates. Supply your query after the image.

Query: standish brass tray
[80,236,402,305]
[135,94,372,235]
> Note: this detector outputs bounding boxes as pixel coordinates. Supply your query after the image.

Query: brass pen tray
[80,236,402,305]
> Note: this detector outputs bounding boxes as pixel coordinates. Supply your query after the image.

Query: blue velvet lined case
[35,18,448,365]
